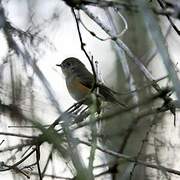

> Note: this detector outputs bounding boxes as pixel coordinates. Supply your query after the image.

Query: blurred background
[0,0,180,179]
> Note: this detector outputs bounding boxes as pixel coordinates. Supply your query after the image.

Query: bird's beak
[56,64,62,67]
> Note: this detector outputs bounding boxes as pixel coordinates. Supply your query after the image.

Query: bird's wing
[98,84,127,107]
[75,68,127,107]
[76,68,94,89]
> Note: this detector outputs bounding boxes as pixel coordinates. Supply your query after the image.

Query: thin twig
[157,0,180,36]
[79,139,180,176]
[129,113,159,179]
[36,145,42,180]
[1,148,36,172]
[42,147,53,178]
[71,7,97,91]
[0,132,36,139]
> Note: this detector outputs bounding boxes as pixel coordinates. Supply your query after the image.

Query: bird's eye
[66,62,71,66]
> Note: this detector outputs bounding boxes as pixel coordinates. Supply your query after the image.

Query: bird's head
[56,57,85,77]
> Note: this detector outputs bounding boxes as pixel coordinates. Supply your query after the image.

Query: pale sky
[0,1,116,179]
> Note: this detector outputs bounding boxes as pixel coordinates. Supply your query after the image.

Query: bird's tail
[98,84,128,108]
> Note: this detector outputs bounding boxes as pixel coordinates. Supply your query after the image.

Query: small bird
[56,57,126,107]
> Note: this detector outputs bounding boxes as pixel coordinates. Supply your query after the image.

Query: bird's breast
[66,77,90,101]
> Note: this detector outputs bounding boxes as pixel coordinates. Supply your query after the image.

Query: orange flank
[67,78,91,101]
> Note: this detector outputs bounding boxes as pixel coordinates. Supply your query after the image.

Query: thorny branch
[0,88,178,178]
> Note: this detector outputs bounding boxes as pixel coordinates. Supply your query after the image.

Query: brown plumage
[57,57,126,107]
